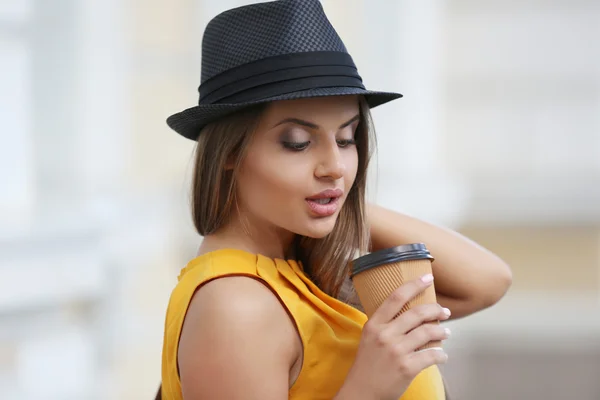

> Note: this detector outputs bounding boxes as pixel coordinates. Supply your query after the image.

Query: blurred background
[1,0,599,399]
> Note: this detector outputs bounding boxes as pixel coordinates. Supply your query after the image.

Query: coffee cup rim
[350,243,434,278]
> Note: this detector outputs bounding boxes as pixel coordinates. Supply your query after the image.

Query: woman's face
[235,96,360,242]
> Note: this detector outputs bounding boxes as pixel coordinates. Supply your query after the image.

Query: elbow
[445,260,513,319]
[481,260,513,309]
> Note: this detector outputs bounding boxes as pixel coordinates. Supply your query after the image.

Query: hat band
[198,51,365,105]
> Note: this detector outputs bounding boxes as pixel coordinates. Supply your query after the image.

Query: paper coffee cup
[351,243,441,351]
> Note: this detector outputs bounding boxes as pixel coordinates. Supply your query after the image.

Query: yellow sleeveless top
[161,249,446,400]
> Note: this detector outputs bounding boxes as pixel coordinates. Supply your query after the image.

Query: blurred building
[1,0,599,399]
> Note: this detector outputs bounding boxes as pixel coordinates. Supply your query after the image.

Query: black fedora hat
[167,0,402,140]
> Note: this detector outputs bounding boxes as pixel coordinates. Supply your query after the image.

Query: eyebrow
[273,114,360,130]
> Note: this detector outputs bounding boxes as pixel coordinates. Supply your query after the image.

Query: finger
[391,303,450,334]
[408,347,448,372]
[370,274,434,324]
[401,323,450,353]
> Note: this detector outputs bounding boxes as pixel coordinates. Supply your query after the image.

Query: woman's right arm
[178,276,301,399]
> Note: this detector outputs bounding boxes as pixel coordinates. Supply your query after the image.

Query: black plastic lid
[350,243,434,277]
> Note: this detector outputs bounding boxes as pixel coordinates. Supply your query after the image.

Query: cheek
[236,153,305,208]
[343,149,359,186]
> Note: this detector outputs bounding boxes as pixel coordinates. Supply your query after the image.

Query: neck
[198,215,296,260]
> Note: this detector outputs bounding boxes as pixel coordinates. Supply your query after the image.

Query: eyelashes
[336,139,357,148]
[282,139,357,152]
[282,141,310,151]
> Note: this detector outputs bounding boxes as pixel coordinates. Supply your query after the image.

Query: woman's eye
[282,141,310,151]
[337,139,356,148]
[282,138,355,151]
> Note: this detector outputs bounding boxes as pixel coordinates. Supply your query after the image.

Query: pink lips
[305,188,344,217]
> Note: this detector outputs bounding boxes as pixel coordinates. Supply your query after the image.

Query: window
[0,0,34,227]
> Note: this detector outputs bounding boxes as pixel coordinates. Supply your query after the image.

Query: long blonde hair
[191,98,375,298]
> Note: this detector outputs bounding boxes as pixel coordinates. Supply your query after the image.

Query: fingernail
[444,328,452,337]
[443,307,451,316]
[421,274,434,284]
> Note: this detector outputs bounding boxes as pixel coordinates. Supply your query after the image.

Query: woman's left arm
[368,204,512,319]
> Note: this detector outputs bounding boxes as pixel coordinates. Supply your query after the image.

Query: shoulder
[178,275,301,398]
[184,275,295,331]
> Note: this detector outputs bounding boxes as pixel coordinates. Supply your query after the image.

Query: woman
[159,1,512,399]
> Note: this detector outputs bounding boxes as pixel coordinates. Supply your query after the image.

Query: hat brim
[166,87,402,141]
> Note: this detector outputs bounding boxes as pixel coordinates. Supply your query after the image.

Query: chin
[298,218,337,239]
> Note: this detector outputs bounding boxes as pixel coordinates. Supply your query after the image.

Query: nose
[314,141,346,180]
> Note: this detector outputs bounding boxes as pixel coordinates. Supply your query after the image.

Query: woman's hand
[335,274,451,400]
